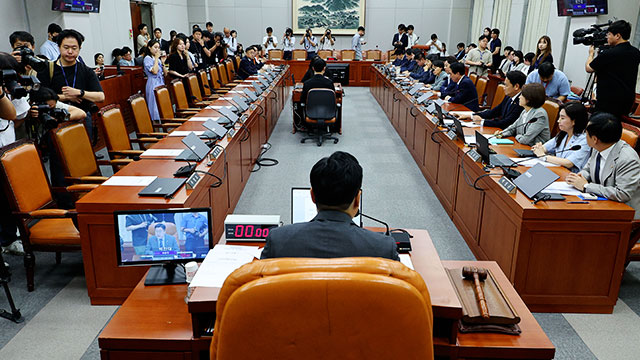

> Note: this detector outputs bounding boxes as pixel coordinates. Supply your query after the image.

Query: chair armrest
[177,108,201,112]
[137,132,169,137]
[159,118,188,123]
[205,94,220,100]
[108,149,144,157]
[97,159,133,166]
[66,184,100,193]
[131,137,160,144]
[65,176,109,183]
[16,209,77,219]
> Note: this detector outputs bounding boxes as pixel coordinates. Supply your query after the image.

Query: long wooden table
[371,66,634,313]
[76,67,290,305]
[269,59,383,86]
[99,229,555,360]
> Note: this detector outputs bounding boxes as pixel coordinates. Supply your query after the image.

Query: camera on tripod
[32,103,70,130]
[573,20,612,48]
[14,46,48,72]
[0,70,40,99]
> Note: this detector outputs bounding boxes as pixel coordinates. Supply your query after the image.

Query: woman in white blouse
[531,101,591,172]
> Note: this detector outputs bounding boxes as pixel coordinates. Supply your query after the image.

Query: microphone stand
[0,253,23,323]
[357,211,390,235]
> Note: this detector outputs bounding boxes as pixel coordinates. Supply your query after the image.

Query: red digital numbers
[234,225,269,238]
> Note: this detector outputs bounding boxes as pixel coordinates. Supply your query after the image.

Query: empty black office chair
[301,89,340,146]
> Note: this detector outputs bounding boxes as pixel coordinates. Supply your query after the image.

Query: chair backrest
[366,50,382,61]
[52,123,98,178]
[128,94,154,134]
[292,49,307,61]
[306,89,337,121]
[0,141,53,213]
[542,99,560,134]
[210,257,433,360]
[492,84,506,108]
[341,50,355,61]
[209,67,222,90]
[317,50,333,59]
[468,73,478,85]
[622,123,640,150]
[387,50,397,61]
[475,77,488,105]
[234,56,240,70]
[98,105,133,152]
[570,86,584,97]
[154,85,176,119]
[170,79,191,110]
[198,69,212,96]
[187,74,204,102]
[225,61,235,81]
[268,49,283,60]
[217,63,229,85]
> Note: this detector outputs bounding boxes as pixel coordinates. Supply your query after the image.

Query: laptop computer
[231,96,249,113]
[451,117,467,143]
[291,187,362,226]
[475,131,516,167]
[242,88,258,102]
[218,107,239,126]
[513,164,560,199]
[138,178,186,197]
[175,132,211,161]
[202,119,228,139]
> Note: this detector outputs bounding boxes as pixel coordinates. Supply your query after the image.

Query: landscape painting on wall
[293,0,366,35]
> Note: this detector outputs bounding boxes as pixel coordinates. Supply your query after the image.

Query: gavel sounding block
[446,268,521,325]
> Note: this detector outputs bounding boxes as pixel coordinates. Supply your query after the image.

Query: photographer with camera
[584,20,640,117]
[300,28,318,60]
[319,29,335,51]
[207,32,227,64]
[283,28,295,60]
[263,27,278,57]
[9,31,47,78]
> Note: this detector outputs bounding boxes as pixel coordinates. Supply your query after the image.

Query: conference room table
[269,59,384,86]
[99,229,555,360]
[75,66,291,305]
[371,66,634,313]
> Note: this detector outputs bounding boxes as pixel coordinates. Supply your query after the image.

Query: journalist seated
[525,62,570,102]
[261,151,400,260]
[145,223,180,255]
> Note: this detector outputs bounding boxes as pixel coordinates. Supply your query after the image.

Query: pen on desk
[567,201,589,204]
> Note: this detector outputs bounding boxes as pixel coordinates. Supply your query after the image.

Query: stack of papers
[140,149,184,157]
[399,254,414,270]
[188,245,262,289]
[508,158,560,167]
[541,181,586,196]
[449,111,474,117]
[102,176,157,186]
[188,116,219,122]
[168,131,205,137]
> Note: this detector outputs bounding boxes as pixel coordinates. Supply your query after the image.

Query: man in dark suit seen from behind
[456,70,525,129]
[444,62,479,111]
[261,151,400,260]
[300,58,334,104]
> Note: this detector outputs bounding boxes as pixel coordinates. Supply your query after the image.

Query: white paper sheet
[460,122,481,128]
[101,176,157,186]
[206,105,226,110]
[399,254,414,270]
[140,149,183,157]
[449,111,474,117]
[464,135,477,144]
[188,116,220,122]
[444,119,454,126]
[541,181,586,196]
[188,245,259,288]
[508,157,560,167]
[167,131,205,137]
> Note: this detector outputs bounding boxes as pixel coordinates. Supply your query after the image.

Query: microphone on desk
[497,145,583,179]
[486,118,538,140]
[356,210,390,236]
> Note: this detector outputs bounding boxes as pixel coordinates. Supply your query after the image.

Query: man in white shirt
[352,27,366,60]
[263,27,278,54]
[425,33,443,56]
[407,25,418,48]
[40,23,62,61]
[300,29,318,60]
[223,28,236,57]
[319,29,335,51]
[282,28,295,60]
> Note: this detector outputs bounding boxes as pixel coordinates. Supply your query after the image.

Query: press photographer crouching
[584,20,640,117]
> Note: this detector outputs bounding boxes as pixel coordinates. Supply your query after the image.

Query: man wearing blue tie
[444,62,479,111]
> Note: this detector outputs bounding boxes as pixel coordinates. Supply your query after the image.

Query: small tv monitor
[114,208,213,285]
[557,0,607,17]
[52,0,101,13]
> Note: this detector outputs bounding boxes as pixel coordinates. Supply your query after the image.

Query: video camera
[14,46,48,72]
[573,20,612,48]
[0,70,40,99]
[31,103,70,130]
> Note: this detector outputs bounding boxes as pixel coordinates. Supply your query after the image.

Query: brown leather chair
[210,257,434,360]
[198,69,225,99]
[187,74,217,104]
[234,55,241,70]
[0,141,82,291]
[217,63,239,88]
[98,105,156,159]
[128,94,181,137]
[208,67,232,93]
[468,72,478,85]
[317,50,333,59]
[292,49,307,61]
[170,78,208,110]
[621,123,640,150]
[570,86,584,97]
[301,89,339,146]
[268,49,283,60]
[542,100,561,136]
[154,85,197,120]
[366,49,382,61]
[341,49,355,61]
[387,50,397,62]
[491,83,507,108]
[475,77,488,106]
[225,61,243,83]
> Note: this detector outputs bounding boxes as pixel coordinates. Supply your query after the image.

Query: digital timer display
[225,224,278,241]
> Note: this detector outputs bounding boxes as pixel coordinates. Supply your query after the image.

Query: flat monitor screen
[557,0,607,16]
[115,208,213,266]
[475,131,491,163]
[291,187,362,226]
[52,0,100,13]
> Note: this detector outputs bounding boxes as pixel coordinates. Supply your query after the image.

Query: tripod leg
[0,281,23,323]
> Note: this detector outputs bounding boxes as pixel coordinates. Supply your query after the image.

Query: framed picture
[292,0,366,36]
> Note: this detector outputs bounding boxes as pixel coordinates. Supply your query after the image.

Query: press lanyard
[59,61,78,88]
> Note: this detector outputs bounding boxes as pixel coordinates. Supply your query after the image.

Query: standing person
[425,33,443,56]
[282,28,295,60]
[319,29,335,51]
[529,35,553,73]
[40,23,62,61]
[483,27,491,38]
[352,26,366,61]
[465,35,492,76]
[119,47,135,66]
[181,212,208,253]
[223,28,236,57]
[125,213,156,255]
[392,24,408,55]
[585,19,640,117]
[263,27,278,55]
[153,28,171,54]
[136,23,150,53]
[489,28,502,72]
[207,32,227,64]
[189,28,206,69]
[167,37,194,80]
[143,39,165,122]
[300,28,318,60]
[407,25,418,48]
[206,22,214,34]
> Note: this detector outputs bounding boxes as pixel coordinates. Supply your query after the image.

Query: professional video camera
[573,20,612,48]
[0,70,40,99]
[14,46,47,72]
[31,103,70,130]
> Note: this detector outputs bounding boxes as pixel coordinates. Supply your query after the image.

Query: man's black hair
[450,62,465,75]
[432,60,445,69]
[505,70,526,88]
[153,28,162,34]
[398,24,406,31]
[504,45,514,52]
[431,33,438,40]
[445,55,457,64]
[468,43,477,48]
[586,112,623,143]
[357,26,365,32]
[170,30,177,37]
[155,223,167,230]
[524,52,535,62]
[193,28,202,35]
[608,20,632,40]
[266,27,273,33]
[491,28,500,36]
[538,62,555,78]
[202,31,212,39]
[111,48,121,57]
[457,42,465,48]
[138,23,147,31]
[48,23,62,35]
[310,151,363,210]
[407,25,414,31]
[121,46,132,54]
[0,52,20,71]
[396,48,406,55]
[30,86,59,103]
[426,53,439,62]
[206,21,214,27]
[414,52,426,61]
[478,35,490,42]
[10,31,34,47]
[56,29,84,47]
[312,58,326,72]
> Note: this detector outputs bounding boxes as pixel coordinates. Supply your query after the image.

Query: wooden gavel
[462,266,490,319]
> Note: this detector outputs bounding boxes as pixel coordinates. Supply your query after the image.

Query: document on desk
[188,116,220,122]
[541,181,586,196]
[188,245,260,288]
[449,111,474,118]
[508,157,560,167]
[460,122,481,128]
[464,135,477,144]
[102,176,157,186]
[399,254,414,270]
[168,131,205,137]
[206,105,230,110]
[140,149,184,157]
